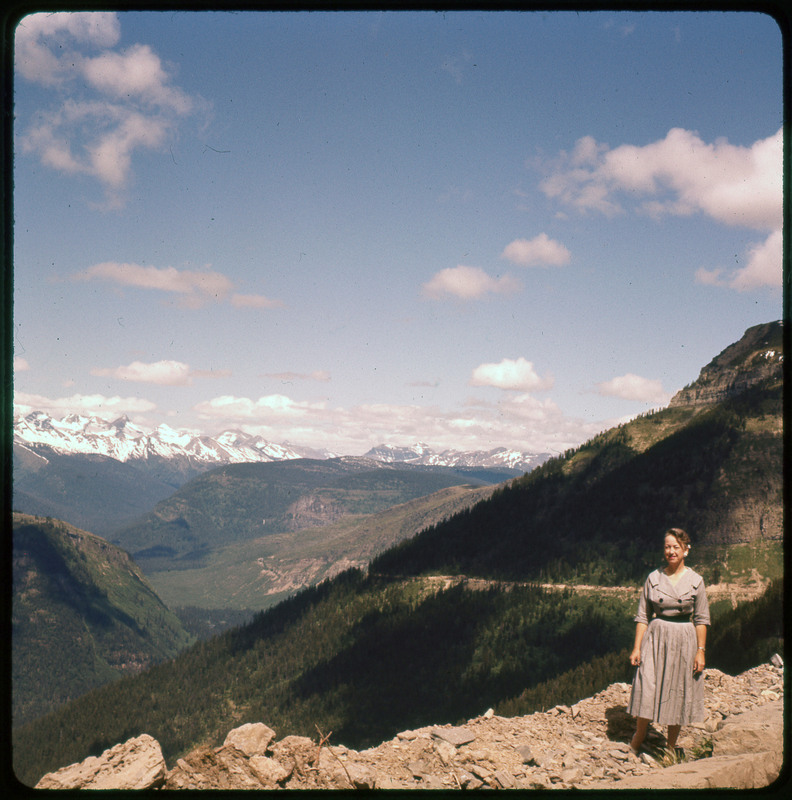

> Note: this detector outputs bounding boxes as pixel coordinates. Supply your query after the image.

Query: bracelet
[697,647,705,651]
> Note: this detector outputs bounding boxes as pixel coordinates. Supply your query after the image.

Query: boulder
[607,751,782,790]
[712,699,783,757]
[223,722,276,756]
[603,700,784,791]
[35,734,166,790]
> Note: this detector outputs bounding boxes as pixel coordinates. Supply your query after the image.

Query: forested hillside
[146,483,497,612]
[372,380,782,586]
[12,514,194,727]
[12,447,179,536]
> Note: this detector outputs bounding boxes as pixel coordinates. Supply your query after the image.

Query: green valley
[146,483,496,611]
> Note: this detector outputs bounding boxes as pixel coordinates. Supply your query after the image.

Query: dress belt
[656,613,692,623]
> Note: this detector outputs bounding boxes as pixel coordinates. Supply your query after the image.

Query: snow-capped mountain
[13,412,548,476]
[363,442,550,473]
[12,411,330,467]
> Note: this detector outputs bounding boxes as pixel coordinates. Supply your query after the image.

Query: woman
[628,528,710,755]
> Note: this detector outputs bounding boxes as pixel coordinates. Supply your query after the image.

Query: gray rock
[517,744,534,763]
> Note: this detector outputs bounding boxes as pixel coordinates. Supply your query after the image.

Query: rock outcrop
[607,700,783,790]
[669,321,783,408]
[34,661,785,791]
[35,734,167,790]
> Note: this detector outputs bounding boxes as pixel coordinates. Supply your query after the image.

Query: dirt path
[384,573,769,606]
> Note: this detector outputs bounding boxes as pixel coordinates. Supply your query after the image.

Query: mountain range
[13,411,547,474]
[12,413,547,535]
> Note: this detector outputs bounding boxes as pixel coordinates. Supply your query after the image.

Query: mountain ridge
[13,411,547,473]
[669,320,783,407]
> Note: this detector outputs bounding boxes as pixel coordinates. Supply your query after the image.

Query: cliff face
[669,321,783,408]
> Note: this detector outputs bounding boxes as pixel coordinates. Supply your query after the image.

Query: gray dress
[628,568,710,725]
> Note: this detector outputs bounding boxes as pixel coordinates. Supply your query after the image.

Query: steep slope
[113,457,503,573]
[12,513,194,727]
[372,322,783,586]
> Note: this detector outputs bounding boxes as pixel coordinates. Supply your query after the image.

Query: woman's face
[664,534,687,568]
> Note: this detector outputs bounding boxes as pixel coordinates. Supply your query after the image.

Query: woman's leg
[630,717,650,753]
[666,725,681,750]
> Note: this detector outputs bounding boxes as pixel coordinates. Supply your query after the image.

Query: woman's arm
[693,624,707,673]
[630,622,648,666]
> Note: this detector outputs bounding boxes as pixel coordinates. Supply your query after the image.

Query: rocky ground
[35,661,784,791]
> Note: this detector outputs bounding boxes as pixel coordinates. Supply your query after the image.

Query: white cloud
[191,391,597,456]
[73,261,235,307]
[470,357,554,392]
[15,12,121,85]
[14,357,31,372]
[694,267,724,287]
[91,360,193,386]
[14,391,156,416]
[194,394,326,421]
[16,12,200,207]
[501,234,571,267]
[729,229,783,290]
[80,44,193,112]
[695,229,782,291]
[263,371,332,383]
[422,265,521,300]
[231,293,285,310]
[71,262,285,309]
[540,127,782,231]
[596,373,669,404]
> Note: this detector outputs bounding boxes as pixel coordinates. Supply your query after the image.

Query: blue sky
[12,10,783,455]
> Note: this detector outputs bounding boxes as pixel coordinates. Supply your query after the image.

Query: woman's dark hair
[665,527,691,549]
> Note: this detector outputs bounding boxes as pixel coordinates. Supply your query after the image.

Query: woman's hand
[693,649,705,674]
[629,648,641,666]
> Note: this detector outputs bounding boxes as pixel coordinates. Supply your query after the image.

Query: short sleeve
[634,577,651,624]
[692,576,710,626]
